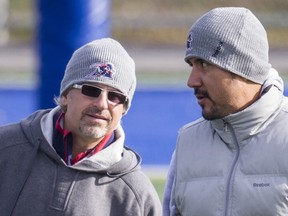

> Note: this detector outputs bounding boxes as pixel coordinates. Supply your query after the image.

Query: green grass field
[151,177,166,202]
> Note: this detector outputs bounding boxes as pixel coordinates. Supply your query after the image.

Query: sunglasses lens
[81,85,102,97]
[78,84,127,105]
[108,92,127,104]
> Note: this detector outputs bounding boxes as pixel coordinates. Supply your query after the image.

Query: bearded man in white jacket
[163,7,288,216]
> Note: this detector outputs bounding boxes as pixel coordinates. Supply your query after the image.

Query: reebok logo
[253,183,270,187]
[212,41,224,57]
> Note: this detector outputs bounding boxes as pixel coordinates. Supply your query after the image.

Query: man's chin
[202,109,217,120]
[80,126,108,139]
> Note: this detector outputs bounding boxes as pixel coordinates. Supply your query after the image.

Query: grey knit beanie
[60,38,136,113]
[185,7,271,84]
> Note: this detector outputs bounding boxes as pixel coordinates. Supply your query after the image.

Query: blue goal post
[36,0,111,108]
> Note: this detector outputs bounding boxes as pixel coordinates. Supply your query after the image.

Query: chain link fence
[6,0,288,49]
[112,0,288,48]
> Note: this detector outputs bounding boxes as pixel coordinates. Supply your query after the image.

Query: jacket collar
[211,86,283,146]
[38,106,140,175]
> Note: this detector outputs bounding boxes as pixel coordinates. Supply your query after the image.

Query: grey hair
[54,95,67,113]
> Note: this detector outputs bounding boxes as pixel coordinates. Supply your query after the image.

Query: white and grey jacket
[163,69,288,216]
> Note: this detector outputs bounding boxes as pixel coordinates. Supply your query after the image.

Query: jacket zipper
[224,122,240,216]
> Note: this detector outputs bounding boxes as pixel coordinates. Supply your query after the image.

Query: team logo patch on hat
[85,63,114,79]
[187,34,193,49]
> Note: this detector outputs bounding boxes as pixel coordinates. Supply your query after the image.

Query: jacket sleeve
[0,123,39,216]
[142,177,163,216]
[121,170,163,216]
[163,151,179,216]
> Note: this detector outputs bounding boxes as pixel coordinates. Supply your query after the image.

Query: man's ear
[122,101,129,115]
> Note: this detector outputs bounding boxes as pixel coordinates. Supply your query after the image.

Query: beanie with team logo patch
[185,7,271,84]
[60,38,136,113]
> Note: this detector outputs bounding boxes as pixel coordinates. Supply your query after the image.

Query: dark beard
[194,89,227,120]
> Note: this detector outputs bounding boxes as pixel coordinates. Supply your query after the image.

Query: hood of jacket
[19,107,141,177]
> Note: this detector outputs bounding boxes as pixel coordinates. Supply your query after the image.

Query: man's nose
[187,67,202,88]
[91,91,109,109]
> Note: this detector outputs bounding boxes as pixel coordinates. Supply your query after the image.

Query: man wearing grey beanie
[0,38,162,216]
[163,7,288,216]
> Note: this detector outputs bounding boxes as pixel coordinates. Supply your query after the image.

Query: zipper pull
[224,121,228,132]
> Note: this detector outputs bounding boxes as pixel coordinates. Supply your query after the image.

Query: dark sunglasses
[73,84,127,105]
